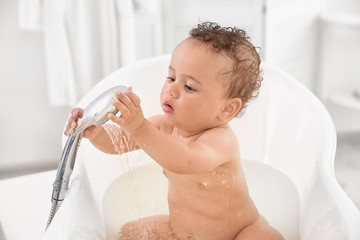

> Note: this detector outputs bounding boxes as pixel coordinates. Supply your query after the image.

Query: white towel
[116,0,136,66]
[19,0,137,106]
[42,0,77,106]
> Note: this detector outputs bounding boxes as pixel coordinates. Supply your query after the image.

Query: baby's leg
[118,215,178,240]
[234,216,284,240]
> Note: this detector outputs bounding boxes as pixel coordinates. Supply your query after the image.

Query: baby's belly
[163,166,259,240]
[167,189,259,240]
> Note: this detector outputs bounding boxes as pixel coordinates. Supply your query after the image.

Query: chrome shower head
[46,85,127,230]
[74,85,128,135]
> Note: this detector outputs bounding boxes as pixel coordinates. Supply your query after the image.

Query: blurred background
[0,0,359,208]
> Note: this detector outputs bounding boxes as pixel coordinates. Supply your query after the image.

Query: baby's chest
[164,169,234,193]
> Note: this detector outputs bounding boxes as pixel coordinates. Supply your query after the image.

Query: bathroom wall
[0,0,163,175]
[326,0,360,14]
[263,0,326,91]
[162,0,264,54]
[0,0,70,171]
[0,0,266,175]
[0,0,351,174]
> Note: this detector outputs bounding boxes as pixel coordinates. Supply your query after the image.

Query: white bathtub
[0,55,359,240]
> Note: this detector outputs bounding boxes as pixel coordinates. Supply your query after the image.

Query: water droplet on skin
[221,179,228,185]
[195,181,209,190]
[237,211,242,217]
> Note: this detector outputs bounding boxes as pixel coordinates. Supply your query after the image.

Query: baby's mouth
[162,102,174,113]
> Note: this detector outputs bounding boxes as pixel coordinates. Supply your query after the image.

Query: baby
[65,22,285,240]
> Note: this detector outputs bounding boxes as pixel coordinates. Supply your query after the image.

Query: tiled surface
[334,132,360,210]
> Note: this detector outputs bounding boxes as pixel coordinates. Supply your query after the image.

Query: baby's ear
[219,98,242,122]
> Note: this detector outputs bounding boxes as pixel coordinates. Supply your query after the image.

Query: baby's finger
[71,108,84,120]
[66,122,77,135]
[107,112,124,125]
[125,89,141,107]
[115,91,134,108]
[113,97,130,116]
[65,115,76,131]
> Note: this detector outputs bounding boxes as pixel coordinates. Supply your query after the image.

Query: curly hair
[189,22,262,116]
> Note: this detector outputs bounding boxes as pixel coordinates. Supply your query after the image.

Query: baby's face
[160,38,231,132]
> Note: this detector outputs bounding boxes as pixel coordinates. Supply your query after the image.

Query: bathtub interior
[43,139,300,240]
[102,160,169,239]
[101,156,300,240]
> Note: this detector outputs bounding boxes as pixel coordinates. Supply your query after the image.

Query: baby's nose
[167,84,179,98]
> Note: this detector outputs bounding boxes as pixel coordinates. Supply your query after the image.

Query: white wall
[326,0,360,14]
[0,0,164,172]
[0,0,70,169]
[2,0,353,172]
[263,0,326,91]
[162,0,264,54]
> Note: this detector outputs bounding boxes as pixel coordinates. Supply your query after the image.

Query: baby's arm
[134,121,234,173]
[109,90,236,173]
[65,108,139,154]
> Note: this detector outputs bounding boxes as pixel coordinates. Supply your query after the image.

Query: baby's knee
[118,215,176,240]
[234,219,284,240]
[118,221,147,240]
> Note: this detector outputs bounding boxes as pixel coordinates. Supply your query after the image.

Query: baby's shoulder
[203,124,237,141]
[199,124,239,151]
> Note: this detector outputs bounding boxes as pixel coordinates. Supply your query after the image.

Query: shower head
[46,85,127,230]
[74,85,128,135]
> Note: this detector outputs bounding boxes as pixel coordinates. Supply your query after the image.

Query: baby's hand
[64,108,99,138]
[108,88,144,134]
[64,108,84,136]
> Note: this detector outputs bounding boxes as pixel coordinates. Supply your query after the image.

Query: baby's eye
[185,84,196,92]
[167,77,175,82]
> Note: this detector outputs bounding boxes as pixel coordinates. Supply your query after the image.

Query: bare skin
[65,38,285,240]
